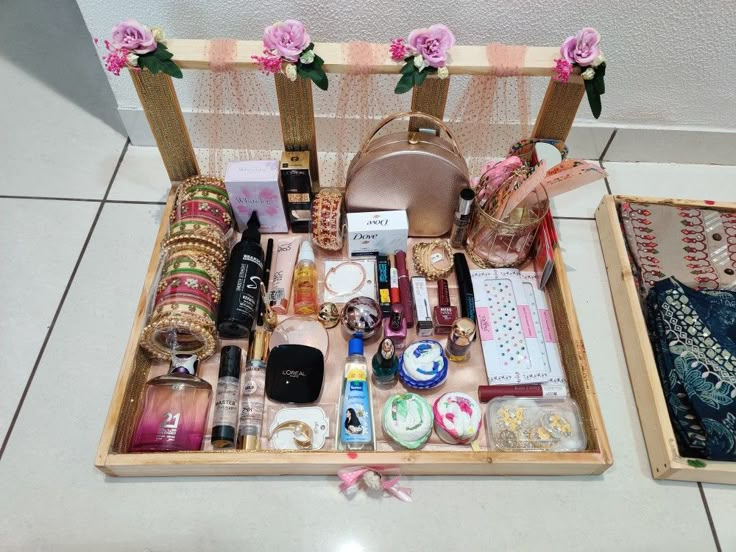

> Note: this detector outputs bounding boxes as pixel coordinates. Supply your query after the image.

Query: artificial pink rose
[561,27,600,66]
[111,19,156,54]
[263,20,311,62]
[407,24,456,68]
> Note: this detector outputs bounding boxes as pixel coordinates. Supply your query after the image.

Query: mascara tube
[453,253,476,323]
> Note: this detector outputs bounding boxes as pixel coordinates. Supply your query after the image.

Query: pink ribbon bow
[337,466,413,502]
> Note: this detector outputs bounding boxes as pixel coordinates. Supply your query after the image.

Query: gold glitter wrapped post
[129,69,199,181]
[532,78,585,141]
[275,73,320,184]
[410,76,450,132]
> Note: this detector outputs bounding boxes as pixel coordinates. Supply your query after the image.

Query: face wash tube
[268,237,301,314]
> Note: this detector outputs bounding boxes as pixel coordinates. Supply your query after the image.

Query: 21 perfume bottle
[129,355,212,452]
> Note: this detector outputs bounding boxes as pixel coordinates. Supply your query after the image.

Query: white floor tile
[108,146,171,202]
[701,484,735,548]
[0,214,717,551]
[0,198,98,440]
[0,59,125,199]
[606,162,736,202]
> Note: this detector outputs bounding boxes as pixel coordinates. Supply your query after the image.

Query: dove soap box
[225,160,289,233]
[347,211,409,258]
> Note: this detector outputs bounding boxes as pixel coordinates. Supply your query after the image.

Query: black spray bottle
[218,212,264,338]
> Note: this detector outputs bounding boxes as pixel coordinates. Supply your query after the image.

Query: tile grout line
[0,196,165,206]
[0,139,130,460]
[698,482,723,552]
[598,128,618,168]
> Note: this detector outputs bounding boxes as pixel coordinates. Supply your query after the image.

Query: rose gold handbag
[345,111,469,237]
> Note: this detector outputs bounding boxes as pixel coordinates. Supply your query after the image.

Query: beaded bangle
[161,252,223,288]
[140,313,218,360]
[311,188,345,251]
[162,237,228,273]
[412,240,454,280]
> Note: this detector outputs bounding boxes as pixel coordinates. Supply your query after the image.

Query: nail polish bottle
[130,355,212,452]
[383,304,408,351]
[372,338,399,387]
[433,279,458,335]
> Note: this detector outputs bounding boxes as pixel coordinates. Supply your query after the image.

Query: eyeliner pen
[258,238,274,326]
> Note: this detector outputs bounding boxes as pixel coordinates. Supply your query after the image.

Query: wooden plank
[129,70,199,181]
[99,450,609,477]
[532,79,585,142]
[596,194,736,484]
[169,39,571,77]
[95,188,177,469]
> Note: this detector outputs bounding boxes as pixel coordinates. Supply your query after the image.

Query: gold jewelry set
[412,239,454,280]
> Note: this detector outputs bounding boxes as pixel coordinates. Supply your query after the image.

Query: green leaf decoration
[394,71,415,94]
[138,54,162,74]
[303,42,315,54]
[297,63,328,91]
[687,459,707,468]
[161,59,183,79]
[593,71,605,95]
[312,53,325,69]
[400,61,416,75]
[414,68,429,87]
[154,45,174,61]
[584,78,602,119]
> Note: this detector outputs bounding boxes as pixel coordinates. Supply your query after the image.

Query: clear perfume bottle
[129,354,212,453]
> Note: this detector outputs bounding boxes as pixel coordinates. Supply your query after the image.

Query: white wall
[78,0,735,129]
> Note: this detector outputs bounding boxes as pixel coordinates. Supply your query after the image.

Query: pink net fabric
[449,44,531,176]
[320,42,408,188]
[190,38,281,178]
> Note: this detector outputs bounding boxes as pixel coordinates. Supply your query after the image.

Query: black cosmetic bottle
[218,212,264,338]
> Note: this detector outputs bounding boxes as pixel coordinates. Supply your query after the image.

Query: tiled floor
[2,67,735,552]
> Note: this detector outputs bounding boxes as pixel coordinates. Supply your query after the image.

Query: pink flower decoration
[389,38,409,62]
[553,58,573,83]
[111,19,156,54]
[251,50,283,74]
[407,24,455,68]
[263,19,310,62]
[560,27,600,66]
[97,39,132,76]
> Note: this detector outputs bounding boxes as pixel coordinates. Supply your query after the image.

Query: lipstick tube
[395,251,414,328]
[477,383,568,402]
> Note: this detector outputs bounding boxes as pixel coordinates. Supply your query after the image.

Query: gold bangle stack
[140,176,231,361]
[311,187,345,251]
[412,239,454,280]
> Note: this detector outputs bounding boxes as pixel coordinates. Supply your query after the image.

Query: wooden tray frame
[596,195,736,484]
[95,39,612,477]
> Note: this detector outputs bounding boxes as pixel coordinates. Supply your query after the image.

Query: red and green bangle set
[140,176,232,361]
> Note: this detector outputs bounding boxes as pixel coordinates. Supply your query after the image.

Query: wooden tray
[596,194,736,484]
[95,188,612,476]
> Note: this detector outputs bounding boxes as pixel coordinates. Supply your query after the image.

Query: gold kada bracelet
[412,239,454,280]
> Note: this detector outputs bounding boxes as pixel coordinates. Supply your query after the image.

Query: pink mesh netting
[449,44,531,176]
[320,42,408,188]
[190,38,281,177]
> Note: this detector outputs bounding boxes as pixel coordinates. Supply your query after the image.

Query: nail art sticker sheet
[471,269,549,384]
[520,271,568,394]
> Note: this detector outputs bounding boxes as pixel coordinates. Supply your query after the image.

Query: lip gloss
[477,383,568,402]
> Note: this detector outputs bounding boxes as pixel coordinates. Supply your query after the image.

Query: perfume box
[346,210,409,258]
[279,151,313,234]
[225,160,289,233]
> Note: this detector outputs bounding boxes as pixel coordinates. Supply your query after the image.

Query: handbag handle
[358,111,462,157]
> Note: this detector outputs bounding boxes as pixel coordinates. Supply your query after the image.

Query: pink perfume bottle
[383,304,408,351]
[129,355,213,452]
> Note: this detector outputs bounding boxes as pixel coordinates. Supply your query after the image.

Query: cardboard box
[346,210,409,258]
[280,151,312,234]
[225,160,289,233]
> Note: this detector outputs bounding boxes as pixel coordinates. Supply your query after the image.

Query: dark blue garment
[646,278,736,461]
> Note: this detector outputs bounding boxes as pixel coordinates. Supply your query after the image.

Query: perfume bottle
[129,355,212,452]
[383,304,408,351]
[372,338,399,387]
[293,240,318,314]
